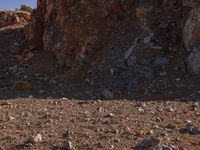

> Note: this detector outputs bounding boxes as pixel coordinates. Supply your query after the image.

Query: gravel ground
[0,98,199,150]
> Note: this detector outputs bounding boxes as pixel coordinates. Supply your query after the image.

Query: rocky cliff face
[26,0,136,67]
[26,0,200,74]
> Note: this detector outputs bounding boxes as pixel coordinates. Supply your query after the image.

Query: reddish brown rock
[25,0,200,75]
[12,81,32,90]
[10,45,21,54]
[26,0,135,67]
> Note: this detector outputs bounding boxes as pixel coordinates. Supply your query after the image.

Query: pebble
[107,113,114,117]
[168,107,176,112]
[33,134,42,143]
[138,102,147,108]
[66,140,73,150]
[97,107,105,113]
[28,95,34,99]
[138,107,145,113]
[191,102,199,111]
[9,116,15,121]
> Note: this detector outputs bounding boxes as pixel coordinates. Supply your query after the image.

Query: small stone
[97,107,104,113]
[168,107,175,112]
[165,124,176,130]
[156,145,172,150]
[107,113,114,117]
[138,107,145,113]
[138,102,147,108]
[110,128,119,135]
[33,134,42,143]
[28,95,34,99]
[149,129,154,135]
[66,140,73,150]
[124,126,131,133]
[102,89,114,99]
[191,102,199,111]
[135,137,161,149]
[136,130,145,137]
[9,116,15,121]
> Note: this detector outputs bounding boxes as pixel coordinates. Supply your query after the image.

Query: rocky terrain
[0,0,200,149]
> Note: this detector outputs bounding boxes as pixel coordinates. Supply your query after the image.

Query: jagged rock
[26,0,135,67]
[0,10,31,28]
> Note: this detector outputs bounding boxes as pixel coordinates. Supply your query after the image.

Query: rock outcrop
[26,0,200,74]
[0,10,31,28]
[26,0,135,67]
[136,0,183,46]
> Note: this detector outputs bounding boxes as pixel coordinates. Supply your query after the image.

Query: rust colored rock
[12,81,32,90]
[26,0,135,67]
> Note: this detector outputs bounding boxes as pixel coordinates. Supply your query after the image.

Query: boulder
[184,8,200,74]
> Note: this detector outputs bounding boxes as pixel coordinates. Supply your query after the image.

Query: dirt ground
[0,99,199,150]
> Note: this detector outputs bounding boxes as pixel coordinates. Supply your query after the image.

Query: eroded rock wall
[26,0,136,67]
[26,0,200,74]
